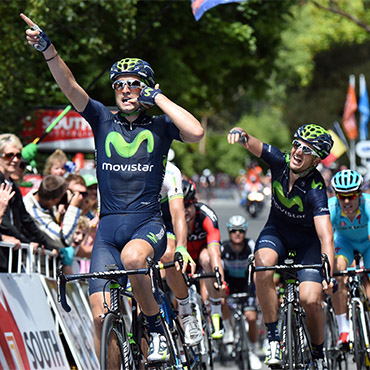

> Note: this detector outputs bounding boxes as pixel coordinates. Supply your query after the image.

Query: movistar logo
[147,232,158,244]
[273,181,304,212]
[311,179,323,190]
[105,130,154,158]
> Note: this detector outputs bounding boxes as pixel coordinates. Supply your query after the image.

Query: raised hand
[20,13,51,52]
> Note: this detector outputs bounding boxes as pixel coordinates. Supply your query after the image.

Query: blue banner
[359,74,370,141]
[191,0,249,21]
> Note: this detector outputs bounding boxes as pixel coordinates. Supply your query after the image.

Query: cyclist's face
[337,192,360,216]
[290,139,319,173]
[184,201,196,226]
[114,75,142,114]
[229,229,245,245]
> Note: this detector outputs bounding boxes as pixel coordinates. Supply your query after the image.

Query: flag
[359,74,370,141]
[341,75,358,140]
[191,0,249,21]
[321,129,347,167]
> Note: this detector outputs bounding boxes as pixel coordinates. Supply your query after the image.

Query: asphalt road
[206,196,356,370]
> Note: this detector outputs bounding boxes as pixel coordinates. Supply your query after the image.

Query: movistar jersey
[261,144,329,232]
[80,99,182,216]
[329,193,370,244]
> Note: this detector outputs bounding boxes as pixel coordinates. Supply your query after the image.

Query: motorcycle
[246,190,265,218]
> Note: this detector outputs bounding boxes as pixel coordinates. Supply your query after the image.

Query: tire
[286,303,297,370]
[352,301,366,370]
[235,318,250,370]
[100,312,134,370]
[324,303,348,370]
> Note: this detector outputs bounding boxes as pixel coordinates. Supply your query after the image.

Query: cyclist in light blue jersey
[22,14,204,363]
[329,169,370,348]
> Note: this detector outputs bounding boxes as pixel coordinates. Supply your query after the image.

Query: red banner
[22,109,95,152]
[342,75,358,140]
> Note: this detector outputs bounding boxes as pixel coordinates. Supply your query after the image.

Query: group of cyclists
[20,12,370,370]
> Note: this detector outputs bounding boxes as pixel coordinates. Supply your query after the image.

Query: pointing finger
[20,13,35,27]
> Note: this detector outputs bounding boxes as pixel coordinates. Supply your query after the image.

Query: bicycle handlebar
[246,253,332,290]
[57,266,148,312]
[333,267,370,277]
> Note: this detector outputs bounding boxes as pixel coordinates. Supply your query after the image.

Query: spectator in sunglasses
[329,169,370,348]
[23,174,82,250]
[0,133,51,272]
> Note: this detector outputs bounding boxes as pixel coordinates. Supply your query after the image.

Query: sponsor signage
[0,273,69,369]
[356,140,370,159]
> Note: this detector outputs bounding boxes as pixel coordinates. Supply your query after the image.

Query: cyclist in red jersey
[182,179,228,340]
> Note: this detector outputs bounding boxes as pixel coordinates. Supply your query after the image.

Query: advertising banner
[40,277,99,370]
[22,109,95,152]
[0,273,69,370]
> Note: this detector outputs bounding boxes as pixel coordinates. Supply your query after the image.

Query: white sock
[209,298,222,317]
[177,295,192,317]
[336,313,349,334]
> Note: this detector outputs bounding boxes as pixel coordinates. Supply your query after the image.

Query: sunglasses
[2,152,22,161]
[184,201,195,208]
[230,229,246,234]
[112,79,147,91]
[336,192,360,201]
[292,140,318,157]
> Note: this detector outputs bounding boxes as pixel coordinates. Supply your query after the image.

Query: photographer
[23,175,82,250]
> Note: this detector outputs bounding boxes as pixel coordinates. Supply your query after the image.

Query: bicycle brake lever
[57,271,71,312]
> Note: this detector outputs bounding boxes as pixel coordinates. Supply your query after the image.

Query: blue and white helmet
[331,169,363,193]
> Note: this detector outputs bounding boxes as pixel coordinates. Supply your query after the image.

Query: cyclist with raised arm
[329,169,370,348]
[228,124,335,370]
[221,215,262,370]
[159,156,202,346]
[182,179,228,340]
[21,14,204,363]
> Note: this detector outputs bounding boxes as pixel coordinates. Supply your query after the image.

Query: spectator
[82,173,99,219]
[64,215,91,274]
[23,174,82,249]
[0,133,50,272]
[43,149,68,177]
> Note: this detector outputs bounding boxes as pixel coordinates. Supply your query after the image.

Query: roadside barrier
[0,242,97,369]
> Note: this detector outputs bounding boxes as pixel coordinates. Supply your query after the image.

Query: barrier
[0,242,98,369]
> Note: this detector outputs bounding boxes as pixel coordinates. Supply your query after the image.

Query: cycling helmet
[109,58,155,87]
[293,124,333,159]
[331,170,363,193]
[227,215,248,231]
[182,179,196,201]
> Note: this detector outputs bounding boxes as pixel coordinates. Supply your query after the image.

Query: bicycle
[58,258,194,369]
[224,292,252,370]
[333,253,370,370]
[322,293,348,370]
[247,252,330,370]
[183,267,223,370]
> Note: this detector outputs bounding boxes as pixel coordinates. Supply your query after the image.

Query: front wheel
[100,312,134,370]
[352,301,366,370]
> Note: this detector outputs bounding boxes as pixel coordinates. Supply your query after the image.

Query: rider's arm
[21,14,89,112]
[155,94,204,143]
[227,127,263,157]
[168,196,187,248]
[314,214,335,273]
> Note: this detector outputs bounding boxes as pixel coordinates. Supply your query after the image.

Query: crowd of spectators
[0,133,98,274]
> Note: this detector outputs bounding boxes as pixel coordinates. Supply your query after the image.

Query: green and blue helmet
[109,58,155,87]
[294,124,333,160]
